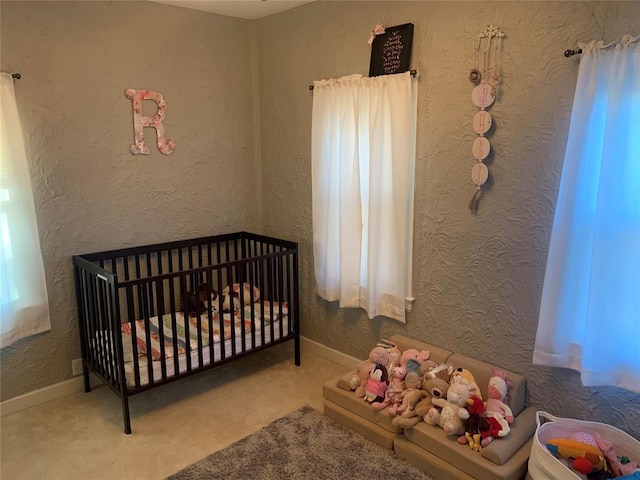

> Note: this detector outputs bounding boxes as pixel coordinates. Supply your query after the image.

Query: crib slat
[216,267,225,360]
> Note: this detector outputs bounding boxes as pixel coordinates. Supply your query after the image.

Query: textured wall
[0,1,261,401]
[256,2,640,438]
[2,0,639,439]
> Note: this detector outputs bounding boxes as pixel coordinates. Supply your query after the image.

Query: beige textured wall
[1,0,638,439]
[256,1,640,437]
[0,1,261,400]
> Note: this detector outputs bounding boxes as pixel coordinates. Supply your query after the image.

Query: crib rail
[73,232,300,434]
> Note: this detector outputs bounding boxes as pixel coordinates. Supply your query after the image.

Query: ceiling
[151,0,316,20]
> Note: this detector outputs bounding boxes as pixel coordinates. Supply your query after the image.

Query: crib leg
[294,333,301,366]
[122,395,132,434]
[82,363,91,393]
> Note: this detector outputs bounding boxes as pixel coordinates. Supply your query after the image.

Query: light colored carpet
[166,405,434,480]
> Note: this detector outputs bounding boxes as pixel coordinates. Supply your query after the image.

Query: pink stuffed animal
[594,432,638,476]
[480,369,514,447]
[372,366,406,416]
[350,347,391,398]
[364,363,389,403]
[399,348,431,377]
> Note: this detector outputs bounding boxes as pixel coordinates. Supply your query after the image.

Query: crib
[73,232,300,434]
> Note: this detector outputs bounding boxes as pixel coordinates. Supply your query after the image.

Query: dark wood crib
[73,232,300,434]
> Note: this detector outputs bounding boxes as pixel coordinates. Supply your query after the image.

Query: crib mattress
[124,316,289,387]
[94,302,290,388]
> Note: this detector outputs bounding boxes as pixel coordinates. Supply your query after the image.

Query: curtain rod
[11,73,21,79]
[309,69,418,90]
[564,49,582,57]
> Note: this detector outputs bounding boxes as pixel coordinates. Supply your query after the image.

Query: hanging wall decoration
[369,23,414,77]
[468,25,504,212]
[125,88,175,155]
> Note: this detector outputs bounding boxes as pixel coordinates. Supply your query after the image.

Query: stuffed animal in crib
[426,376,472,436]
[364,363,389,403]
[479,368,514,447]
[209,289,238,313]
[223,283,260,305]
[182,283,215,317]
[372,366,406,416]
[350,346,391,398]
[212,283,261,312]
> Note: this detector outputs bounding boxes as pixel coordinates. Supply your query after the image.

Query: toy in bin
[546,435,606,474]
[546,431,639,478]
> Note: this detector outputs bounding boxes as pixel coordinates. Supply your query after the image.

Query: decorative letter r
[125,88,175,155]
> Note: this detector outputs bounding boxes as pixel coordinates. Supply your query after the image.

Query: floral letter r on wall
[125,88,175,155]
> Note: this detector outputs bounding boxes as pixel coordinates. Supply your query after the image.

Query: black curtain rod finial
[11,73,21,79]
[564,49,582,57]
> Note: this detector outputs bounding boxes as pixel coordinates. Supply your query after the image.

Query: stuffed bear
[399,348,431,377]
[393,374,450,430]
[415,375,450,418]
[479,369,514,447]
[364,363,389,403]
[350,347,391,398]
[372,366,406,416]
[426,376,472,436]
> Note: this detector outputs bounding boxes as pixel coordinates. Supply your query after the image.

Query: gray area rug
[167,405,434,480]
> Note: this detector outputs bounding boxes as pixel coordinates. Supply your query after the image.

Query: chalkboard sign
[369,23,414,77]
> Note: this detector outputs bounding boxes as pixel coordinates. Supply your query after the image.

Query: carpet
[167,405,434,480]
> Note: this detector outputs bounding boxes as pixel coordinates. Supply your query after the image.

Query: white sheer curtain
[533,35,640,393]
[311,72,417,323]
[0,72,50,348]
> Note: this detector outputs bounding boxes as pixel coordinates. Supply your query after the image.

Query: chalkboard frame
[369,23,414,77]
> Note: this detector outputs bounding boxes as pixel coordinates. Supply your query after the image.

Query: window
[310,72,418,322]
[0,72,50,348]
[533,35,640,393]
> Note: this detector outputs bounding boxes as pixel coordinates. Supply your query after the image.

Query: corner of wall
[248,22,264,233]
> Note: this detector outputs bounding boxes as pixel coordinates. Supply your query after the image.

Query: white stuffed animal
[222,283,260,308]
[426,376,471,436]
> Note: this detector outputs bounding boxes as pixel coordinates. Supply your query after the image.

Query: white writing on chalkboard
[382,31,403,74]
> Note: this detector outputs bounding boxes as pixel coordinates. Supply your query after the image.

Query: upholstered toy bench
[323,335,537,480]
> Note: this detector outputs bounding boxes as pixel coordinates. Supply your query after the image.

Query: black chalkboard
[369,23,414,77]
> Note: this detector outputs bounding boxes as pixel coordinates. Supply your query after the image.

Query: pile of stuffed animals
[350,340,639,479]
[349,339,514,450]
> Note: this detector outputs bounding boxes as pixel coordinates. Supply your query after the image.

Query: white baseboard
[301,336,360,369]
[0,374,99,417]
[1,336,358,417]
